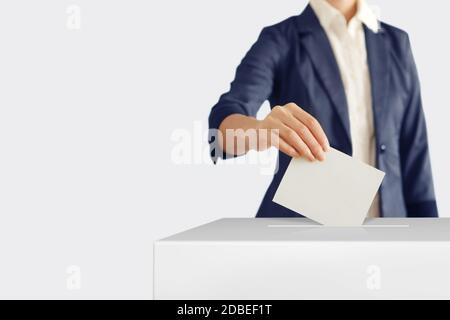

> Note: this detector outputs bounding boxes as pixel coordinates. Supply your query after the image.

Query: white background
[0,0,448,299]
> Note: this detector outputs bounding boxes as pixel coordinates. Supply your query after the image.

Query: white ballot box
[153,218,450,300]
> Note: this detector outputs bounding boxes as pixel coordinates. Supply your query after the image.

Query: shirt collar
[310,0,379,33]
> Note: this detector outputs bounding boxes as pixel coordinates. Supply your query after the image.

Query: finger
[269,130,299,158]
[278,112,325,161]
[297,124,325,161]
[288,105,330,152]
[280,125,315,161]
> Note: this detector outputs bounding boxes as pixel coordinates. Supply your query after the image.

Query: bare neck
[327,0,358,22]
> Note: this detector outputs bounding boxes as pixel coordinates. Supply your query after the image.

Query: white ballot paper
[273,148,385,226]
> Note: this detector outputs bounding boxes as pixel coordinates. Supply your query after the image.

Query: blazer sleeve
[208,26,288,163]
[399,35,438,217]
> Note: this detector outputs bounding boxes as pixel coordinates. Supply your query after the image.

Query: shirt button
[380,144,387,153]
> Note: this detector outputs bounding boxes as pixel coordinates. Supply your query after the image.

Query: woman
[208,0,438,218]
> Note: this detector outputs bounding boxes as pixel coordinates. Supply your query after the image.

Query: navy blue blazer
[208,5,438,218]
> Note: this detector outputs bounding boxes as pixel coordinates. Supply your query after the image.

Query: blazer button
[380,144,387,153]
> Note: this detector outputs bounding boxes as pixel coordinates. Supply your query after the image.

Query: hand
[257,103,330,161]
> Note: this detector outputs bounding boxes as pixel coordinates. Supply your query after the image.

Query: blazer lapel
[296,5,352,148]
[364,25,390,152]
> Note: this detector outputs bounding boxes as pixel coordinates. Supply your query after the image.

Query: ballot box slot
[267,225,410,228]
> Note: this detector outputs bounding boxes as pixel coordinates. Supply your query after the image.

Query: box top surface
[157,218,450,243]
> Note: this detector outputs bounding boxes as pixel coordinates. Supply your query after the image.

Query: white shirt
[310,0,380,218]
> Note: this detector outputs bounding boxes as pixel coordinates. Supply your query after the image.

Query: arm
[399,35,438,217]
[208,27,329,163]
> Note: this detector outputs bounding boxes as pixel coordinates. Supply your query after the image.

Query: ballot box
[153,218,450,299]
